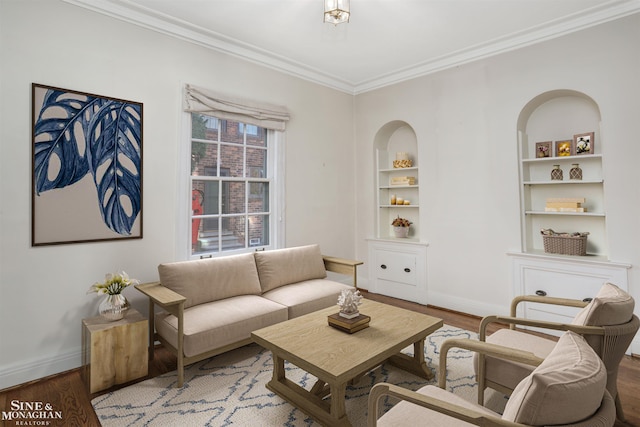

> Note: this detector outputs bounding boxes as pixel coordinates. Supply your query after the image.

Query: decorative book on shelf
[545,197,586,212]
[328,313,371,334]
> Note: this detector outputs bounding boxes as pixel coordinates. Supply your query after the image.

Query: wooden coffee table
[251,299,443,426]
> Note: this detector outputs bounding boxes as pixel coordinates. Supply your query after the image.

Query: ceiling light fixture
[324,0,350,25]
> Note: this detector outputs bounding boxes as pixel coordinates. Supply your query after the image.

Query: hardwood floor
[1,293,638,426]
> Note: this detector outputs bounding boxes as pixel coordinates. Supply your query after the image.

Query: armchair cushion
[502,331,606,425]
[255,244,327,292]
[572,282,634,326]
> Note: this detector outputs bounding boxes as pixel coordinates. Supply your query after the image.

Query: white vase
[393,226,409,238]
[99,294,130,321]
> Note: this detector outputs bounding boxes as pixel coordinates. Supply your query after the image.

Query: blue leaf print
[33,87,142,236]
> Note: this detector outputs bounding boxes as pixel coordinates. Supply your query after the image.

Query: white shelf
[525,211,605,217]
[379,166,418,173]
[379,185,419,189]
[380,205,419,208]
[522,154,602,164]
[523,180,602,185]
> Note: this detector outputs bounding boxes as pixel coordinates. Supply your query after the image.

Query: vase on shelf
[550,165,563,181]
[393,226,410,238]
[570,163,582,180]
[99,294,130,321]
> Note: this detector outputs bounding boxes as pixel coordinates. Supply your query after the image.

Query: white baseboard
[426,290,508,319]
[0,346,82,391]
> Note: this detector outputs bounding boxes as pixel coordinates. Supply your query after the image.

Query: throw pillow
[502,331,606,425]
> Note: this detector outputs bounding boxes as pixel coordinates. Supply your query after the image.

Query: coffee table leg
[265,354,352,427]
[387,338,434,380]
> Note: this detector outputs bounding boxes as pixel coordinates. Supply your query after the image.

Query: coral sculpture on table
[337,289,363,319]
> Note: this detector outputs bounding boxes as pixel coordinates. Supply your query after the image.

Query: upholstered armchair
[475,282,638,422]
[368,331,616,426]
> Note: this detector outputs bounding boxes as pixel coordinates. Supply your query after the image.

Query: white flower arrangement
[87,271,139,295]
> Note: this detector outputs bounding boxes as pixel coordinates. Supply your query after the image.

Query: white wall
[354,14,640,326]
[0,0,354,388]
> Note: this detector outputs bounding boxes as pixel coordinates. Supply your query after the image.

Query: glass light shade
[324,0,350,25]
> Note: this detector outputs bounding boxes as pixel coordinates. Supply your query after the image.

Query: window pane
[246,126,266,147]
[192,114,219,141]
[222,216,244,250]
[220,119,243,144]
[249,215,269,247]
[248,182,268,213]
[222,181,245,214]
[192,143,217,176]
[192,181,220,215]
[220,144,244,177]
[247,147,267,177]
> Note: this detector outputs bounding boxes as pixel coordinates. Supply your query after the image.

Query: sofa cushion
[262,279,352,318]
[377,384,499,427]
[155,295,288,358]
[254,244,327,293]
[572,282,634,326]
[502,331,606,425]
[158,253,262,309]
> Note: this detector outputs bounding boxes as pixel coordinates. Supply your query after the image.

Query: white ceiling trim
[65,0,640,95]
[356,1,640,93]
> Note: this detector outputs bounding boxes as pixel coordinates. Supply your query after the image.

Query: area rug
[92,325,506,426]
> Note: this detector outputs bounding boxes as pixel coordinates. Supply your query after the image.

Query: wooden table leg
[387,337,434,380]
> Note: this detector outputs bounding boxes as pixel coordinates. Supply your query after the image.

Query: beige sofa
[135,244,362,386]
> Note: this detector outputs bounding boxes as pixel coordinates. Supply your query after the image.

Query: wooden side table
[82,308,148,393]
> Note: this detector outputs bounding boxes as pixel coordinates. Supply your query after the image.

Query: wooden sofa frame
[135,255,362,387]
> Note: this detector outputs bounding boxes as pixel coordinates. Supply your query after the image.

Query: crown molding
[64,0,640,95]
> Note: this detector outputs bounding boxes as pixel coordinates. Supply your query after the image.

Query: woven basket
[542,234,587,256]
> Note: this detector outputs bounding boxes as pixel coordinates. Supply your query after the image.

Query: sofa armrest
[322,255,363,288]
[134,281,187,372]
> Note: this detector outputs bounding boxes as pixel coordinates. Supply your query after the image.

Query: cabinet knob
[583,297,593,303]
[404,268,411,273]
[535,290,547,296]
[380,264,387,269]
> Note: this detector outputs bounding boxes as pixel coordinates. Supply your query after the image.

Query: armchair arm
[322,255,363,288]
[479,315,604,341]
[510,295,588,318]
[368,382,524,427]
[438,338,544,389]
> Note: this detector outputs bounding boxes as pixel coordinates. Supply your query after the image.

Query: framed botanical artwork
[574,132,595,155]
[32,83,143,246]
[555,140,574,157]
[535,141,552,158]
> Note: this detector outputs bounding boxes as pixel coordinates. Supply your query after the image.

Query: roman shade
[184,84,290,131]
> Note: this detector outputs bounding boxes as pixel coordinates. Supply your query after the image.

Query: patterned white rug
[92,325,506,426]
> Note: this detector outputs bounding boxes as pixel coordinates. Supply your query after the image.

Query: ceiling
[66,0,640,94]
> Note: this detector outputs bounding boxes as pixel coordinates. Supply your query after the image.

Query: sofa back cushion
[158,253,261,309]
[572,282,634,327]
[255,244,327,293]
[502,331,606,425]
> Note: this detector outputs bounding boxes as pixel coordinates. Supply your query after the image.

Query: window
[189,113,274,256]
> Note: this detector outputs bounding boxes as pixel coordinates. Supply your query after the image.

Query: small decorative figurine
[337,289,363,319]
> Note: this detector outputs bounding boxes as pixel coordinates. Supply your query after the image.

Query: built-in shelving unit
[512,90,630,343]
[368,120,428,305]
[517,90,606,257]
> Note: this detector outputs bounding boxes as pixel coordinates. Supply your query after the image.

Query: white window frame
[177,112,285,260]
